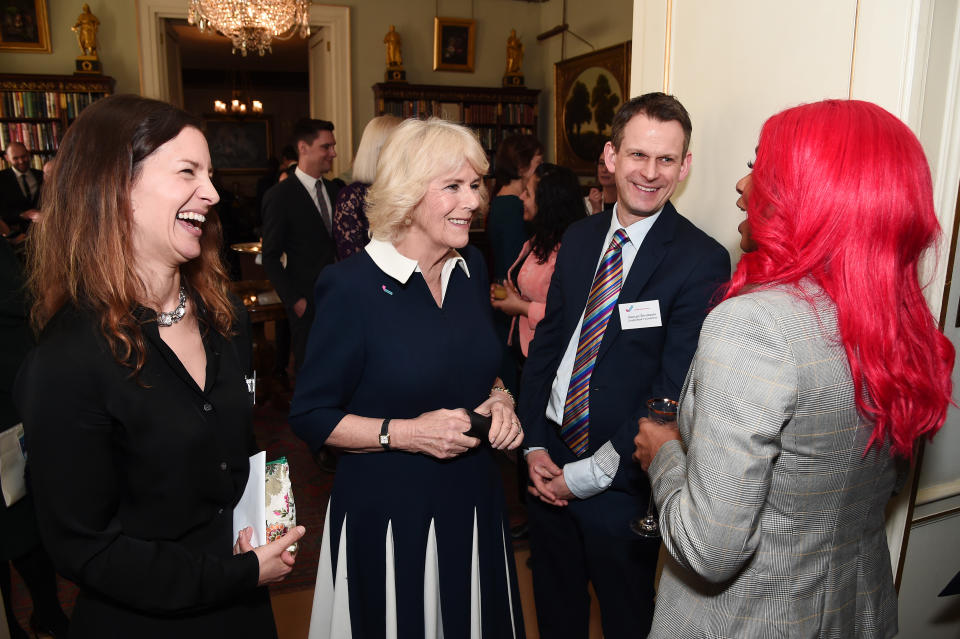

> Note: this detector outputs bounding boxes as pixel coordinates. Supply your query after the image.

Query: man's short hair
[610,92,692,155]
[291,118,335,147]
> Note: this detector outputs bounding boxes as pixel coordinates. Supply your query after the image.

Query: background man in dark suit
[0,142,43,239]
[518,93,730,638]
[261,118,341,372]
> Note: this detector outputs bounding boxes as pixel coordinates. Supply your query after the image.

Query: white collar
[294,166,322,190]
[609,203,662,246]
[365,238,470,283]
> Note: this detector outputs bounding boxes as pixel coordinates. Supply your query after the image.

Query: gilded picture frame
[433,17,476,73]
[555,42,631,175]
[0,0,51,52]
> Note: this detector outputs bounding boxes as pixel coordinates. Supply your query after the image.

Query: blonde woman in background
[332,114,401,260]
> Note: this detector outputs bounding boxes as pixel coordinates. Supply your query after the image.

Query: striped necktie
[560,228,629,456]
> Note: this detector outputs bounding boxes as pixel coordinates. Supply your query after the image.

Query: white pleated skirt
[308,498,520,639]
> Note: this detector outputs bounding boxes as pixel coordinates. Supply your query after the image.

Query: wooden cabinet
[0,73,115,170]
[372,82,540,158]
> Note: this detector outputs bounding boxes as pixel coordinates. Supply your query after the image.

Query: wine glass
[629,397,679,538]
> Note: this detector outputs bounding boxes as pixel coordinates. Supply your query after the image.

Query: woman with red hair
[633,99,954,638]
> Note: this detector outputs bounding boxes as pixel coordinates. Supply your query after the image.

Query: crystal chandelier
[188,0,311,57]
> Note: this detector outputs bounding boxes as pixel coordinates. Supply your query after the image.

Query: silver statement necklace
[157,285,187,327]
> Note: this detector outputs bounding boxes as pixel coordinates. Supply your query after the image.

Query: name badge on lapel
[618,300,662,329]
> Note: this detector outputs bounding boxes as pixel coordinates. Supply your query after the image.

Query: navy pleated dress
[290,240,526,639]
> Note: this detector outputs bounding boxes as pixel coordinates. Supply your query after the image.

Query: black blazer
[260,175,341,309]
[0,167,42,233]
[14,301,276,637]
[518,203,730,513]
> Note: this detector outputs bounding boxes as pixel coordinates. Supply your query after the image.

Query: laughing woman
[290,118,526,639]
[15,95,304,637]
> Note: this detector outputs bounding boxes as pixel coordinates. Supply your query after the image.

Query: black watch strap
[379,418,391,450]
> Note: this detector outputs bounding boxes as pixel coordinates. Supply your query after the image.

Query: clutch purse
[464,411,492,441]
[265,456,298,553]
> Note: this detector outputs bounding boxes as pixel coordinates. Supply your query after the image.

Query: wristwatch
[379,418,391,450]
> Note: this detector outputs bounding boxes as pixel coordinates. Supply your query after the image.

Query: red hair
[726,100,954,458]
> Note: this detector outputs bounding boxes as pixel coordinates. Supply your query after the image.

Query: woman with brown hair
[15,94,304,637]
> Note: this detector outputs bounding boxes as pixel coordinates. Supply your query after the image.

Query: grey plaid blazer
[648,284,899,638]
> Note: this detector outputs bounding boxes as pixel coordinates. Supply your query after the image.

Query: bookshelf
[0,73,115,170]
[372,83,540,159]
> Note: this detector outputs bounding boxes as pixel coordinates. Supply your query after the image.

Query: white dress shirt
[528,204,662,499]
[294,166,334,223]
[365,238,469,304]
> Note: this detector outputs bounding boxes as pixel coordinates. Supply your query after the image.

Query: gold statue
[72,4,100,59]
[384,25,403,68]
[505,29,523,75]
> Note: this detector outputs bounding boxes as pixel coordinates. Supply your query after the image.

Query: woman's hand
[490,280,530,317]
[234,525,306,587]
[587,187,603,214]
[632,417,682,471]
[474,393,524,450]
[396,409,479,459]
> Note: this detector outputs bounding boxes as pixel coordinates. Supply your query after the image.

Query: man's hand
[526,449,570,506]
[292,297,307,318]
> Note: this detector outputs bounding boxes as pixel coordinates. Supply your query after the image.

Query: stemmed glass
[629,397,679,538]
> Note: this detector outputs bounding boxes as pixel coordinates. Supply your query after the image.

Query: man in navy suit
[261,118,341,372]
[0,142,43,239]
[518,93,730,638]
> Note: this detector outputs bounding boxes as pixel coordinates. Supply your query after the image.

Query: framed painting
[555,42,631,175]
[0,0,51,52]
[433,17,476,73]
[204,118,271,173]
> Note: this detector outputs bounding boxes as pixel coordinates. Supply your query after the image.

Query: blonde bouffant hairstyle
[351,114,401,185]
[27,94,234,376]
[366,118,489,243]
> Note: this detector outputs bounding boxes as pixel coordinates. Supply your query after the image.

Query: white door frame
[135,0,352,169]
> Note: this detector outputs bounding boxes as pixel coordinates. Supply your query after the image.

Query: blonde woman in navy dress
[290,118,526,638]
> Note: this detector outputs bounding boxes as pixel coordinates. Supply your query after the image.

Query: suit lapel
[567,212,613,338]
[595,202,679,363]
[291,176,333,241]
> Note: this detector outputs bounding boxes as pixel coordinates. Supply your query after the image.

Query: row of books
[0,156,44,171]
[501,103,536,126]
[0,120,61,153]
[379,100,530,127]
[0,90,109,120]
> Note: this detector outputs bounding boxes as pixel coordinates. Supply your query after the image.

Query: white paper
[618,300,662,329]
[233,450,266,548]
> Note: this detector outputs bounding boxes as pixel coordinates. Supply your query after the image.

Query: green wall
[1,1,140,94]
[0,0,635,160]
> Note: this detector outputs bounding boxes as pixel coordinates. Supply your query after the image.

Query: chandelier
[188,0,311,56]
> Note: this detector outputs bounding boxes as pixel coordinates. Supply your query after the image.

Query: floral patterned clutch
[265,456,297,553]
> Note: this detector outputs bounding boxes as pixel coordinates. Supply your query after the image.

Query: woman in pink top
[491,163,586,357]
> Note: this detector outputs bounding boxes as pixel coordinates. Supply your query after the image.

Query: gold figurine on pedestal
[383,25,406,83]
[72,4,102,74]
[503,29,524,87]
